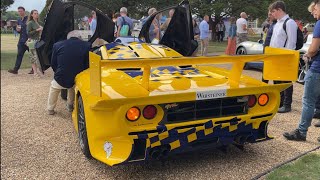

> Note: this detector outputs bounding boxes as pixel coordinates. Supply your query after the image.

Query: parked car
[304,23,315,32]
[36,0,299,166]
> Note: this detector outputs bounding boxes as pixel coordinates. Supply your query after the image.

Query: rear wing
[89,47,299,97]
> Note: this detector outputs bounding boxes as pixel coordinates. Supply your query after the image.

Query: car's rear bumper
[87,114,274,166]
[126,118,271,163]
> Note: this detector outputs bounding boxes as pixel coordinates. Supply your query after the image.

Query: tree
[1,0,14,14]
[1,11,19,20]
[40,0,53,23]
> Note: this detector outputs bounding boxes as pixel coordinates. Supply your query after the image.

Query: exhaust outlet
[160,145,171,157]
[150,148,161,159]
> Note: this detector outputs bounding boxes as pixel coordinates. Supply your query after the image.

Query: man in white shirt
[269,1,297,113]
[236,12,248,43]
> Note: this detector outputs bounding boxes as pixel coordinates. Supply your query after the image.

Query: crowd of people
[5,0,320,143]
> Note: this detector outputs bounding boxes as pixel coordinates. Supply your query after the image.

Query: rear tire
[77,95,92,158]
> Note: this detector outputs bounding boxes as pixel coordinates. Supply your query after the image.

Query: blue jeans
[298,70,320,136]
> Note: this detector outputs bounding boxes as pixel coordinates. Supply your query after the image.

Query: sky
[7,0,46,12]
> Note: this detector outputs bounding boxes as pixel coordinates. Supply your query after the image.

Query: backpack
[119,17,130,37]
[283,18,304,50]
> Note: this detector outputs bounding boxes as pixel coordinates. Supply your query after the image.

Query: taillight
[258,94,269,106]
[126,107,140,121]
[143,105,157,119]
[248,95,257,108]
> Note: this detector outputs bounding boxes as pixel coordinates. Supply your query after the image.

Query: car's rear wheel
[77,95,92,158]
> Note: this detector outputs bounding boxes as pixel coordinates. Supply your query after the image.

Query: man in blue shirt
[199,15,212,56]
[47,31,91,115]
[283,0,320,142]
[8,7,29,74]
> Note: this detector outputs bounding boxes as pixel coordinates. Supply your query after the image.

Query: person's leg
[203,38,209,56]
[283,71,320,141]
[220,31,224,42]
[47,80,64,114]
[238,34,244,44]
[297,71,320,135]
[243,33,249,42]
[200,39,204,56]
[274,81,284,108]
[30,49,42,76]
[283,82,293,108]
[314,93,320,127]
[8,43,28,73]
[66,87,75,112]
[314,96,320,117]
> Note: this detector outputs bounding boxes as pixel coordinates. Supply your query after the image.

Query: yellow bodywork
[72,43,299,166]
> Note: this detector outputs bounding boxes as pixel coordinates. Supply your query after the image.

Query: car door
[36,0,115,71]
[138,1,197,56]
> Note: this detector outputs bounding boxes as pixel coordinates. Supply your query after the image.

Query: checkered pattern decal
[131,120,255,151]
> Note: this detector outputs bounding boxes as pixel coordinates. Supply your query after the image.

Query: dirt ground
[1,68,319,180]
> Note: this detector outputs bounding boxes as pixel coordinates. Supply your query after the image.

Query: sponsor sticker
[196,89,227,100]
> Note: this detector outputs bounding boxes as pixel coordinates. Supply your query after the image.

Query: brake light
[258,94,269,106]
[143,105,157,119]
[126,107,140,121]
[248,95,257,108]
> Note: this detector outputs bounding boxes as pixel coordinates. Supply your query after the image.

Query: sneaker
[283,129,306,141]
[313,112,320,119]
[28,69,34,74]
[66,104,74,112]
[278,106,291,113]
[8,69,18,74]
[314,120,320,127]
[48,110,55,115]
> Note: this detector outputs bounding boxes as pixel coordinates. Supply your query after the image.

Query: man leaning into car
[46,31,91,115]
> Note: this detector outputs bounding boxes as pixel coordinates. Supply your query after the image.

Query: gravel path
[1,68,319,180]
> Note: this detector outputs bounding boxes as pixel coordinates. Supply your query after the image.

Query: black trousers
[217,31,224,42]
[274,81,293,108]
[14,43,29,71]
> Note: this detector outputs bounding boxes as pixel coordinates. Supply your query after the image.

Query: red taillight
[143,105,157,119]
[248,95,257,108]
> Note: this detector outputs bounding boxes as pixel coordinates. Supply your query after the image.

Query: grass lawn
[266,153,320,180]
[1,34,30,70]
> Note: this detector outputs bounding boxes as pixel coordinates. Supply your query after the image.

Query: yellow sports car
[37,0,299,166]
